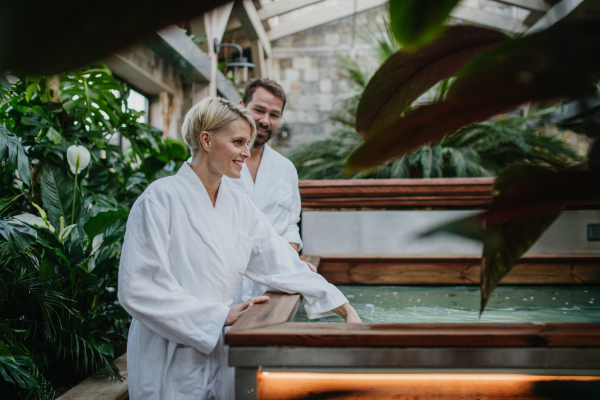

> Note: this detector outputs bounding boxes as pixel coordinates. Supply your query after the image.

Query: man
[222,78,317,305]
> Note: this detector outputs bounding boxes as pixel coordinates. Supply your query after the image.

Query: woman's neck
[189,153,221,207]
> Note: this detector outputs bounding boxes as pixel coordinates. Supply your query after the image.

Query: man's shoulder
[267,145,297,174]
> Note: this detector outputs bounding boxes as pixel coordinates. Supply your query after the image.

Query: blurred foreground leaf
[422,164,600,313]
[356,25,508,139]
[349,20,600,171]
[0,0,231,75]
[388,0,460,49]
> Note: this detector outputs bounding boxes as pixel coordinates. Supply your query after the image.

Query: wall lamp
[214,38,254,85]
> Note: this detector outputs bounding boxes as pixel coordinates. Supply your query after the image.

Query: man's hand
[305,261,318,273]
[225,295,270,327]
[332,303,362,323]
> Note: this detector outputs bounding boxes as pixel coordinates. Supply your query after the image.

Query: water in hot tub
[293,286,600,323]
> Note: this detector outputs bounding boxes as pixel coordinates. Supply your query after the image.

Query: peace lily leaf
[356,25,508,139]
[0,127,8,161]
[0,125,32,187]
[83,209,128,241]
[421,165,600,313]
[20,116,47,127]
[16,146,32,188]
[46,127,62,144]
[348,21,600,171]
[31,202,50,228]
[91,234,104,254]
[14,213,55,233]
[41,162,81,225]
[389,0,460,49]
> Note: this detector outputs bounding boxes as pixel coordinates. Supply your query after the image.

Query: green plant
[289,43,580,180]
[0,64,188,398]
[348,2,600,312]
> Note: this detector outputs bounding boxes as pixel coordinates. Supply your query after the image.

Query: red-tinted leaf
[421,165,600,313]
[0,0,231,75]
[389,0,460,49]
[356,25,508,139]
[349,21,600,171]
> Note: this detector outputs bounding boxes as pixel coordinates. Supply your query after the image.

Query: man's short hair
[243,78,287,112]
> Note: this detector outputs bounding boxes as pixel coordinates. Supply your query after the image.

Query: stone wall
[268,6,386,154]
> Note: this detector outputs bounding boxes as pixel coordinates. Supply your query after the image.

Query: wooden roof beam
[257,0,326,20]
[527,0,585,33]
[233,0,272,58]
[268,0,388,41]
[493,0,551,12]
[450,5,527,33]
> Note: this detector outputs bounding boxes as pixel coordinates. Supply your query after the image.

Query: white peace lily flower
[14,213,55,233]
[66,145,91,175]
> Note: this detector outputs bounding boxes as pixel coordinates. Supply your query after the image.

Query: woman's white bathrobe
[118,163,347,400]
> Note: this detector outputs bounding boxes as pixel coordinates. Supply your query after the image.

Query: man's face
[243,87,284,147]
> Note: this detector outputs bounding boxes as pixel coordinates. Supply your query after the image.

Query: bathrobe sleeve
[280,168,303,250]
[244,203,347,318]
[118,197,230,355]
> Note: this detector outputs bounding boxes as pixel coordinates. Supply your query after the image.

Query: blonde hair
[182,97,256,153]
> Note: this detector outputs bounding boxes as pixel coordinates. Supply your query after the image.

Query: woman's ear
[199,131,211,152]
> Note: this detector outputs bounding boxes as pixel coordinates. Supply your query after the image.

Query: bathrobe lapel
[251,144,274,211]
[180,164,243,302]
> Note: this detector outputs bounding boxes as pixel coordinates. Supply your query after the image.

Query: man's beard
[253,126,275,147]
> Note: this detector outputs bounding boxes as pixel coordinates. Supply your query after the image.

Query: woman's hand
[224,295,270,327]
[332,303,362,323]
[304,261,318,273]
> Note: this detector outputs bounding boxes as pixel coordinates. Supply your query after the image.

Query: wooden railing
[56,353,128,400]
[299,178,495,210]
[316,254,600,285]
[299,178,600,210]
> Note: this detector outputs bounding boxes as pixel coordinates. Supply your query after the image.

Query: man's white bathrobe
[118,162,346,400]
[222,144,303,305]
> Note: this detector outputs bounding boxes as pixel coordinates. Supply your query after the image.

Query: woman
[118,97,361,400]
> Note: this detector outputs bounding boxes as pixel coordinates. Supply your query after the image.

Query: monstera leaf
[0,218,37,257]
[356,25,508,139]
[349,20,600,171]
[389,0,460,49]
[422,164,600,313]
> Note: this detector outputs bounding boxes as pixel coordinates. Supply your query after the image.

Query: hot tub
[226,255,600,399]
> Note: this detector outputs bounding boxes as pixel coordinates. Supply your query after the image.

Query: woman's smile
[233,160,244,169]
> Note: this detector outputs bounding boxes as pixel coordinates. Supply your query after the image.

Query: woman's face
[204,119,252,179]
